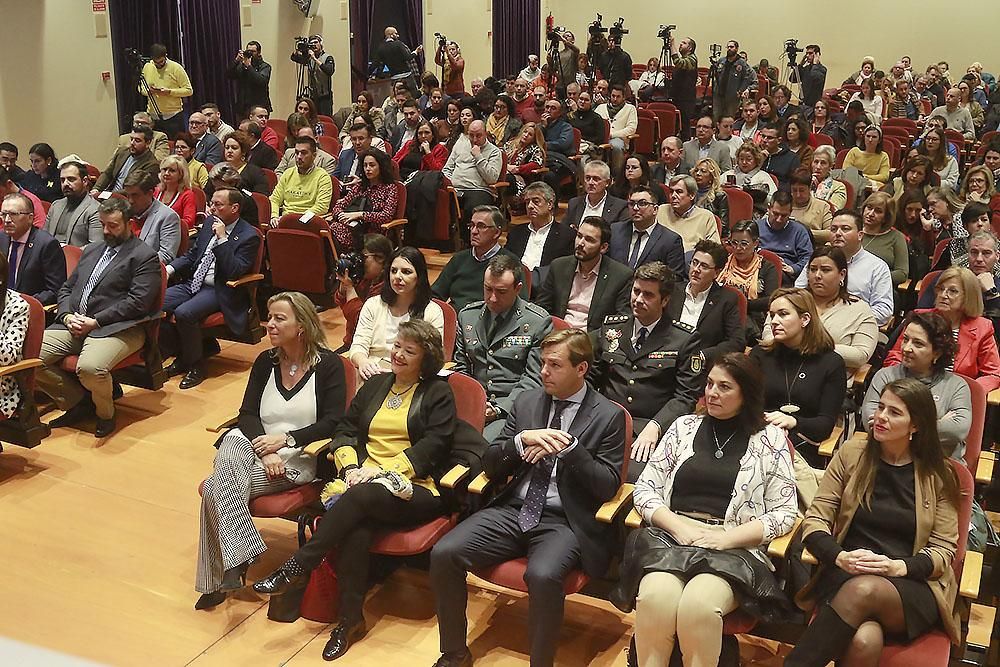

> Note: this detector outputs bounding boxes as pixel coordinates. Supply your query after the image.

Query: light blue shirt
[795,246,894,325]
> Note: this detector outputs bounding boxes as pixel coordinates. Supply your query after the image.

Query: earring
[839,280,844,287]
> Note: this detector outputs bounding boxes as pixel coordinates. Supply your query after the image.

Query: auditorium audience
[782,117,814,172]
[210,130,270,197]
[1,192,65,306]
[608,185,685,278]
[44,161,102,247]
[443,120,503,241]
[187,112,224,166]
[610,156,658,202]
[336,234,391,349]
[392,121,448,181]
[115,112,171,162]
[329,148,398,251]
[502,122,546,199]
[268,136,333,227]
[690,158,730,231]
[719,219,781,338]
[173,132,210,189]
[918,128,960,190]
[882,155,934,200]
[657,174,722,255]
[122,170,181,263]
[563,161,629,231]
[861,191,909,286]
[295,97,325,136]
[93,126,161,195]
[485,95,522,146]
[757,191,812,283]
[155,155,197,231]
[843,125,891,187]
[760,123,800,191]
[721,142,777,199]
[0,166,44,229]
[504,182,574,285]
[790,167,833,243]
[275,126,339,178]
[958,165,995,205]
[240,120,280,171]
[0,253,29,419]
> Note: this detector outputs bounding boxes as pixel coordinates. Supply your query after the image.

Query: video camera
[294,36,312,56]
[588,14,607,37]
[657,24,676,41]
[124,48,151,67]
[784,38,804,65]
[608,17,629,43]
[434,32,448,48]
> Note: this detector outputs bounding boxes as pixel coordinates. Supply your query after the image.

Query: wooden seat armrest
[226,273,265,288]
[43,303,57,313]
[801,547,818,566]
[443,361,456,370]
[303,440,331,457]
[529,167,550,174]
[440,465,470,490]
[625,507,643,529]
[468,471,491,495]
[494,181,510,189]
[960,550,984,599]
[988,388,1000,406]
[767,517,802,559]
[898,279,911,290]
[818,423,846,457]
[205,415,238,433]
[966,603,996,651]
[382,217,408,230]
[596,483,634,523]
[852,364,872,387]
[0,358,44,377]
[975,451,995,485]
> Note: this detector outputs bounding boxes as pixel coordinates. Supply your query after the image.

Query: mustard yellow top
[331,383,438,495]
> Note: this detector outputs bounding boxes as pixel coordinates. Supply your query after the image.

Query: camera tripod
[779,52,805,103]
[132,60,163,123]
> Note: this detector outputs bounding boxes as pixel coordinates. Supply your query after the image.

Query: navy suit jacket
[169,218,260,334]
[193,132,223,165]
[608,221,687,280]
[334,148,361,181]
[1,227,66,305]
[561,194,630,231]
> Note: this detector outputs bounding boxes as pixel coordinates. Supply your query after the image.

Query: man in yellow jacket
[140,43,194,139]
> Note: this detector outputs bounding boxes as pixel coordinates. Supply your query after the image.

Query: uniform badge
[605,328,622,352]
[465,324,474,332]
[523,324,530,332]
[691,352,705,373]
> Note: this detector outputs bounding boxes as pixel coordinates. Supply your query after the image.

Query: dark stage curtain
[350,0,422,97]
[179,0,241,123]
[492,0,540,80]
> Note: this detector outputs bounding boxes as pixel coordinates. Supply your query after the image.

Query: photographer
[290,35,336,116]
[548,30,580,88]
[138,43,193,139]
[597,23,633,88]
[669,35,698,140]
[335,234,392,349]
[711,40,755,121]
[434,38,466,97]
[227,41,272,119]
[371,26,422,95]
[789,43,828,108]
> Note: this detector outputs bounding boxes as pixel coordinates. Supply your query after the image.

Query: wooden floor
[0,257,637,666]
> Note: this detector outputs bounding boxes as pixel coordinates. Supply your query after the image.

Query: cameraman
[434,39,466,97]
[547,30,580,88]
[227,40,272,119]
[139,43,193,139]
[290,35,336,116]
[789,43,828,108]
[711,40,755,121]
[597,32,633,88]
[668,35,698,140]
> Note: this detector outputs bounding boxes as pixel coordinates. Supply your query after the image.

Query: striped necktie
[79,246,119,315]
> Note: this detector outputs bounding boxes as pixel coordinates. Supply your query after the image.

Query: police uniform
[452,297,554,443]
[591,313,705,478]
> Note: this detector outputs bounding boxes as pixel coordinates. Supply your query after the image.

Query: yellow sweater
[139,59,193,117]
[843,147,890,184]
[269,165,333,217]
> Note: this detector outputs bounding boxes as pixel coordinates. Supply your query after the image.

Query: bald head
[384,26,398,39]
[468,120,487,147]
[188,111,208,137]
[660,136,683,167]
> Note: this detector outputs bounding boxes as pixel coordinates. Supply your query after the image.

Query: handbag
[266,514,339,623]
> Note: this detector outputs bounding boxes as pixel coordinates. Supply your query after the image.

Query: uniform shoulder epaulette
[603,314,630,325]
[521,300,549,318]
[671,319,696,333]
[458,300,485,314]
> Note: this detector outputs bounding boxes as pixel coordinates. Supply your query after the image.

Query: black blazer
[169,218,259,334]
[0,227,66,305]
[665,282,746,363]
[561,194,630,231]
[504,219,576,269]
[249,141,280,171]
[484,386,626,576]
[205,163,271,197]
[52,235,161,338]
[607,221,687,279]
[535,255,634,331]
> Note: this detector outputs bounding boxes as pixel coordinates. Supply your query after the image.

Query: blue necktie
[627,230,646,268]
[517,400,569,531]
[8,241,21,287]
[190,236,220,292]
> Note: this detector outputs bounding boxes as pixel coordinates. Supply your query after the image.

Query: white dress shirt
[583,192,608,220]
[679,283,710,328]
[521,218,553,270]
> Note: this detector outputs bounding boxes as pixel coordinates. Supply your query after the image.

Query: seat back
[722,187,754,225]
[917,269,942,303]
[18,294,44,394]
[811,133,834,147]
[956,374,986,477]
[318,135,341,157]
[447,371,487,432]
[177,220,190,257]
[950,460,974,580]
[835,178,855,209]
[320,121,338,138]
[722,285,748,324]
[268,214,336,296]
[758,249,784,280]
[338,353,358,407]
[251,192,271,225]
[62,245,83,277]
[265,118,287,140]
[551,316,571,330]
[930,239,950,268]
[433,298,458,361]
[633,115,656,158]
[191,187,207,215]
[834,148,850,169]
[329,174,342,206]
[262,168,277,193]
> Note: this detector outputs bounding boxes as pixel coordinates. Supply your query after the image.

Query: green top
[431,246,524,312]
[862,228,910,285]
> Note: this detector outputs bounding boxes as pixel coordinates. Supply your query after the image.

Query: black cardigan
[231,348,347,447]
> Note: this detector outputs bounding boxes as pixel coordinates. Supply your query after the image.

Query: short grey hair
[813,144,836,163]
[3,192,33,213]
[523,181,556,205]
[669,174,698,195]
[584,160,611,180]
[969,230,1000,250]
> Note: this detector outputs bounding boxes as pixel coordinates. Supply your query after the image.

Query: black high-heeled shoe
[253,568,308,596]
[194,591,227,610]
[220,561,251,592]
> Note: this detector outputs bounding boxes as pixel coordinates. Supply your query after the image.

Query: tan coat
[797,440,961,643]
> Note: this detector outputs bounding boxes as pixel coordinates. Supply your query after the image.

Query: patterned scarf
[719,252,763,300]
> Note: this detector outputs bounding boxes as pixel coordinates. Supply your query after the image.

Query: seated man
[248,105,282,152]
[333,123,373,182]
[650,136,689,185]
[733,99,762,144]
[275,125,338,177]
[505,182,575,288]
[539,99,576,196]
[566,90,604,152]
[790,166,833,244]
[930,88,976,141]
[886,78,920,120]
[1,193,65,305]
[122,170,181,263]
[562,160,629,231]
[757,190,812,284]
[609,186,686,278]
[795,209,893,325]
[115,112,170,161]
[759,123,800,191]
[389,98,423,150]
[430,328,626,667]
[432,205,521,311]
[682,115,733,172]
[38,197,162,438]
[239,120,280,171]
[665,239,745,362]
[442,120,503,240]
[452,253,553,443]
[655,175,721,255]
[201,102,235,141]
[591,261,703,481]
[594,84,638,173]
[92,126,160,195]
[535,216,633,331]
[0,165,45,229]
[268,136,333,227]
[45,161,103,247]
[772,85,800,120]
[160,188,260,389]
[0,141,26,183]
[187,112,224,166]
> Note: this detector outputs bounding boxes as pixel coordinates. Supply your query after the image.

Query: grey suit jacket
[135,199,181,263]
[681,138,733,172]
[44,196,102,247]
[93,148,160,192]
[535,254,634,331]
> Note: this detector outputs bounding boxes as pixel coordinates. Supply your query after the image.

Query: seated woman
[0,255,29,419]
[335,91,385,143]
[843,125,890,188]
[895,189,934,283]
[329,148,400,252]
[721,143,777,201]
[616,352,797,667]
[208,164,258,228]
[765,248,878,373]
[784,378,961,667]
[841,117,869,153]
[885,267,1000,392]
[718,220,780,341]
[883,155,934,200]
[750,288,847,467]
[445,107,477,152]
[847,77,883,126]
[943,201,992,269]
[503,123,546,201]
[958,80,986,132]
[782,117,814,171]
[864,311,971,460]
[155,155,197,231]
[917,128,959,190]
[206,130,270,197]
[174,132,209,189]
[335,234,391,349]
[861,191,909,285]
[283,112,311,151]
[810,146,848,210]
[485,95,522,146]
[756,95,778,126]
[392,121,449,182]
[350,246,445,381]
[194,292,347,610]
[691,158,729,231]
[440,101,463,148]
[21,143,61,203]
[809,101,841,147]
[254,319,455,661]
[295,97,325,136]
[926,186,964,254]
[958,165,995,205]
[610,155,662,203]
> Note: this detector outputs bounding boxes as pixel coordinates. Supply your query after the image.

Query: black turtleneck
[671,415,751,519]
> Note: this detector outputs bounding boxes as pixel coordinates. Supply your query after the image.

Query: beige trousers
[634,515,740,667]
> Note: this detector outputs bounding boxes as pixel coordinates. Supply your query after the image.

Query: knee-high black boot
[784,604,858,667]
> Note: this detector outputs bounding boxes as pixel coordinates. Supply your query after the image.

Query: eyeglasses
[628,200,654,208]
[189,120,206,126]
[725,239,753,249]
[0,211,30,220]
[467,223,498,231]
[936,287,962,298]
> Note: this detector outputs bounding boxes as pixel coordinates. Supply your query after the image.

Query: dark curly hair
[901,311,956,375]
[397,318,445,378]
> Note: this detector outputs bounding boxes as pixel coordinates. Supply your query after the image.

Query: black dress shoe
[432,649,473,667]
[95,413,117,438]
[48,398,96,428]
[321,620,367,661]
[112,381,124,400]
[194,591,227,610]
[179,367,206,390]
[164,360,186,378]
[252,568,308,596]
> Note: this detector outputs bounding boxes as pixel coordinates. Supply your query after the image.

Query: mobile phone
[726,174,736,185]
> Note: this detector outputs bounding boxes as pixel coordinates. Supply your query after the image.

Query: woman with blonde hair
[504,122,546,198]
[958,165,996,205]
[155,154,196,230]
[691,158,729,229]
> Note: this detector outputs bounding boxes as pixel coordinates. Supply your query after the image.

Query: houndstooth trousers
[195,430,297,593]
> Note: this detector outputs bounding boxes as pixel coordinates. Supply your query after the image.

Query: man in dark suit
[388,99,423,152]
[38,197,162,437]
[665,240,746,363]
[560,160,629,231]
[91,126,160,195]
[504,182,575,289]
[608,185,686,279]
[240,120,280,171]
[535,217,633,332]
[44,161,103,247]
[187,112,224,166]
[1,193,66,305]
[161,188,260,389]
[334,123,374,183]
[591,261,704,481]
[430,329,626,667]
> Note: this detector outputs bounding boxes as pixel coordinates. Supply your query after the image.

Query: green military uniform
[590,313,705,479]
[452,296,553,443]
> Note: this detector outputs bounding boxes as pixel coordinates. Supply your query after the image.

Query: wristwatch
[285,433,297,448]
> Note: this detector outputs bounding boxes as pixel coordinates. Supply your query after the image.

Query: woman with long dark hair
[392,121,449,181]
[21,143,61,202]
[329,148,400,252]
[917,128,959,189]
